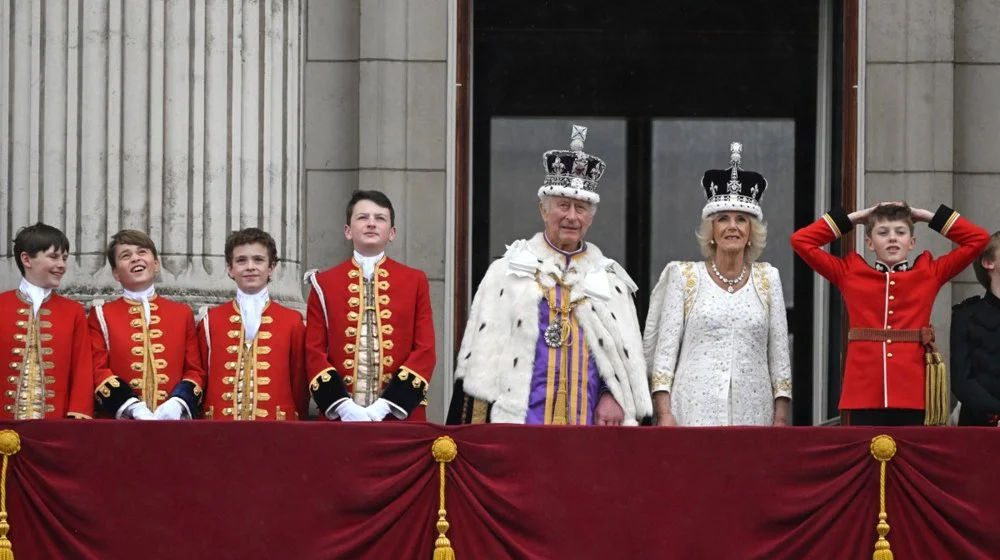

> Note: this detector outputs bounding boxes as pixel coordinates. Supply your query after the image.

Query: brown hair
[12,222,70,276]
[865,203,913,236]
[346,190,395,226]
[106,230,159,268]
[973,231,1000,290]
[224,228,278,266]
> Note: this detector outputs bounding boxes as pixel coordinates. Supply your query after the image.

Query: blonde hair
[695,214,767,263]
[973,231,1000,290]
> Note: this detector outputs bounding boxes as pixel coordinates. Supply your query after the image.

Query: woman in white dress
[643,142,792,426]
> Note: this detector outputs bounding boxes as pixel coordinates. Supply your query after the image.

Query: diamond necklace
[711,261,747,293]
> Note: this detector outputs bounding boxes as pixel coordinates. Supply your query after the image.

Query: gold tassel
[431,436,458,560]
[870,435,897,560]
[0,430,22,560]
[924,352,949,426]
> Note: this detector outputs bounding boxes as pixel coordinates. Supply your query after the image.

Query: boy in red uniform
[305,190,435,421]
[197,228,308,420]
[791,202,989,425]
[0,223,93,419]
[90,230,205,419]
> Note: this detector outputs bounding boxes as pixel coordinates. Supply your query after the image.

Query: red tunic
[90,295,206,414]
[0,290,94,419]
[791,205,990,410]
[198,300,308,421]
[305,257,436,420]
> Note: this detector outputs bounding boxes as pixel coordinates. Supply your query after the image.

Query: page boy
[90,230,205,419]
[791,202,989,426]
[0,223,93,419]
[305,190,435,421]
[197,228,308,420]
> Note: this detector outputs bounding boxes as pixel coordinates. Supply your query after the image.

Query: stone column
[954,0,1000,301]
[864,0,956,354]
[0,0,304,308]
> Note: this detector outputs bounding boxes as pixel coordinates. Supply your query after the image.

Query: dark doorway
[471,0,829,425]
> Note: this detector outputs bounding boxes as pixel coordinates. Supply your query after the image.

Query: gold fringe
[0,430,22,560]
[431,436,458,560]
[924,352,949,426]
[870,435,897,560]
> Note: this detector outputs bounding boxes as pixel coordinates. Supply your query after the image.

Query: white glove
[125,401,155,420]
[153,398,189,420]
[331,400,373,422]
[365,398,393,421]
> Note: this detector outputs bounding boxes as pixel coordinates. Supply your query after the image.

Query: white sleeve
[766,267,792,399]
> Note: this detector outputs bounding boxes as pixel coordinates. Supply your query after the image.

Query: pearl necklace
[711,261,746,293]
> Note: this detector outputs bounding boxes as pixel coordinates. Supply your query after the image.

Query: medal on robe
[544,323,563,348]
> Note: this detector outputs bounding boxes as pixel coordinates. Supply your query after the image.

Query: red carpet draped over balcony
[0,421,998,559]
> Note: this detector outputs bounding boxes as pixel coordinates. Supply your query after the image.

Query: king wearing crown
[447,125,652,426]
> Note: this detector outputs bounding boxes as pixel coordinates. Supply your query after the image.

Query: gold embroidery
[261,316,273,324]
[681,262,697,320]
[378,295,390,305]
[345,327,357,337]
[130,362,144,371]
[378,268,389,278]
[651,371,674,390]
[15,309,27,316]
[129,379,141,388]
[148,329,163,339]
[224,362,238,370]
[130,347,144,356]
[348,269,360,279]
[382,356,394,367]
[344,343,356,353]
[343,359,355,369]
[257,362,270,370]
[222,376,235,384]
[13,334,24,342]
[382,340,394,350]
[14,320,25,328]
[226,345,240,354]
[204,406,214,420]
[229,314,242,323]
[343,375,354,384]
[381,325,394,335]
[257,377,270,385]
[348,297,360,308]
[227,330,241,338]
[347,311,359,321]
[380,309,392,320]
[378,281,389,290]
[131,332,144,342]
[257,332,272,340]
[775,379,792,393]
[349,283,360,293]
[130,318,143,328]
[257,346,271,355]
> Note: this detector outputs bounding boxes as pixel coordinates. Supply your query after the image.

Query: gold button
[889,280,896,286]
[886,340,892,344]
[888,295,895,301]
[888,310,894,315]
[886,325,892,329]
[887,353,893,358]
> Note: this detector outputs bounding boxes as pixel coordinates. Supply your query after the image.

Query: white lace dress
[643,261,792,426]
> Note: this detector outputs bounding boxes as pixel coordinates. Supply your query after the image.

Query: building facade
[2,0,998,424]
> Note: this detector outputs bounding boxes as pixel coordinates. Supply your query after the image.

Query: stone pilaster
[0,0,304,308]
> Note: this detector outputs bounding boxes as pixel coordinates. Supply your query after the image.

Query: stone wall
[302,0,450,421]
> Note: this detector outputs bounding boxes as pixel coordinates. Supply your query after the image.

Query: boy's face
[344,199,395,256]
[111,243,160,292]
[20,246,69,289]
[865,219,916,265]
[227,242,275,295]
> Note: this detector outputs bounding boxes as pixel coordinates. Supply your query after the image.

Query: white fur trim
[702,198,762,220]
[455,232,651,423]
[537,185,600,205]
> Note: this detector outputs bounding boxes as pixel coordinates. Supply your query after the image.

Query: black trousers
[843,408,925,426]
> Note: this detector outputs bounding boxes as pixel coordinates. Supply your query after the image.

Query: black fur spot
[513,358,519,367]
[499,289,504,297]
[615,286,623,294]
[624,348,629,359]
[479,323,486,331]
[611,312,617,321]
[598,338,604,347]
[465,352,472,360]
[591,305,596,312]
[517,319,522,327]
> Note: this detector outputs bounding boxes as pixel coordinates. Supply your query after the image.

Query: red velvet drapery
[0,422,997,559]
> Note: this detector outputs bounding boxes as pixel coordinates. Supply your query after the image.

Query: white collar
[18,278,52,315]
[122,285,156,323]
[236,287,269,341]
[353,251,385,280]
